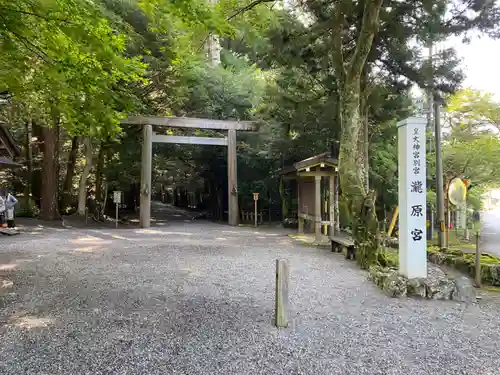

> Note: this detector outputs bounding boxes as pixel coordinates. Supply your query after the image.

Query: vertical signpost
[253,192,259,227]
[113,191,121,228]
[398,116,428,278]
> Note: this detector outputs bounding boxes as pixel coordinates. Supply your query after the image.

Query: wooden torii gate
[121,116,256,228]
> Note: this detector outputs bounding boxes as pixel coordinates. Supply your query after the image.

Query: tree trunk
[335,0,383,268]
[61,136,79,212]
[338,87,380,268]
[55,120,61,210]
[363,103,369,191]
[24,119,33,200]
[95,142,105,204]
[102,181,108,218]
[77,137,93,216]
[40,124,59,220]
[94,141,108,220]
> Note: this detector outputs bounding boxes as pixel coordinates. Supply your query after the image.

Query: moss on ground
[426,243,500,286]
[481,285,500,293]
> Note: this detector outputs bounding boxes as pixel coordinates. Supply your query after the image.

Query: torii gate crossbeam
[121,116,257,228]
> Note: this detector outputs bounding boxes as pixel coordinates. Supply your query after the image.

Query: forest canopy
[1,0,499,266]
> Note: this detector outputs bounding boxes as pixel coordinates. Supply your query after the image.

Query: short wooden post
[254,195,258,227]
[475,232,481,288]
[275,259,289,328]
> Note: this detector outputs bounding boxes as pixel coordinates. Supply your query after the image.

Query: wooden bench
[330,235,356,260]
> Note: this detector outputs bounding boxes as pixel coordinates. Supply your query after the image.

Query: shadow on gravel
[0,283,276,374]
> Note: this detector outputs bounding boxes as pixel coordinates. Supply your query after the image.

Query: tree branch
[227,0,276,21]
[347,0,384,82]
[2,29,53,65]
[331,4,346,86]
[197,0,276,52]
[0,6,73,24]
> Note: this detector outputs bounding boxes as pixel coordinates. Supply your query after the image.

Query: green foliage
[2,0,500,229]
[180,56,267,119]
[1,0,146,136]
[428,244,500,286]
[467,186,486,211]
[16,199,40,218]
[377,250,398,268]
[442,89,500,188]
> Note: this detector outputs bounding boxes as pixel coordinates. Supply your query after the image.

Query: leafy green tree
[443,89,500,187]
[1,0,147,219]
[267,0,500,268]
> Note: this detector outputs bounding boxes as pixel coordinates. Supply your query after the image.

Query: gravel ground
[0,222,499,375]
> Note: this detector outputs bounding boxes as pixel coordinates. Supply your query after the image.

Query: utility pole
[426,43,434,241]
[426,44,434,157]
[434,95,446,249]
[364,111,369,192]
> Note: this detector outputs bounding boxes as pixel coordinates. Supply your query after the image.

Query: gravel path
[0,222,499,374]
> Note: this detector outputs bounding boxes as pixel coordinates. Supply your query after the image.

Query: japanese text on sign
[113,191,122,204]
[397,116,428,277]
[412,127,421,176]
[409,126,425,242]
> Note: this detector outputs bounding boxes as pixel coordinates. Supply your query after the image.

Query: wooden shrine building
[280,153,340,243]
[0,122,21,169]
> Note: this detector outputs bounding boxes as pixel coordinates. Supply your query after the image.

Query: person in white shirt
[5,192,17,228]
[0,193,5,227]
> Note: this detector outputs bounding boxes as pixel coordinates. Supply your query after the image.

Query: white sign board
[113,191,122,204]
[398,117,427,278]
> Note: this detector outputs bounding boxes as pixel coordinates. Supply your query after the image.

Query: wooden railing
[241,210,264,224]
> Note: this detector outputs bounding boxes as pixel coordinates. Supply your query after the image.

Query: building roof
[0,122,20,158]
[0,122,22,170]
[279,152,338,176]
[0,157,22,169]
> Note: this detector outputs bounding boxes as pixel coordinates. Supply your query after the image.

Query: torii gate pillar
[140,124,153,228]
[227,129,239,226]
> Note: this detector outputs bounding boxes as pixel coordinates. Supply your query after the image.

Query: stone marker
[398,116,427,278]
[275,259,289,328]
[453,276,477,304]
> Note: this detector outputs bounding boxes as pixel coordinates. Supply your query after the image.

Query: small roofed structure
[0,122,21,169]
[279,152,339,243]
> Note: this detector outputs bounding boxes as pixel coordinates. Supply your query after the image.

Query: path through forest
[0,222,499,374]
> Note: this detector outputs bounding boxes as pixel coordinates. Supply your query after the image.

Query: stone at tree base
[452,276,476,304]
[368,263,477,302]
[488,265,500,286]
[368,265,392,287]
[434,253,447,265]
[480,264,492,285]
[425,279,455,300]
[426,264,446,280]
[425,265,454,300]
[382,273,407,298]
[407,278,426,298]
